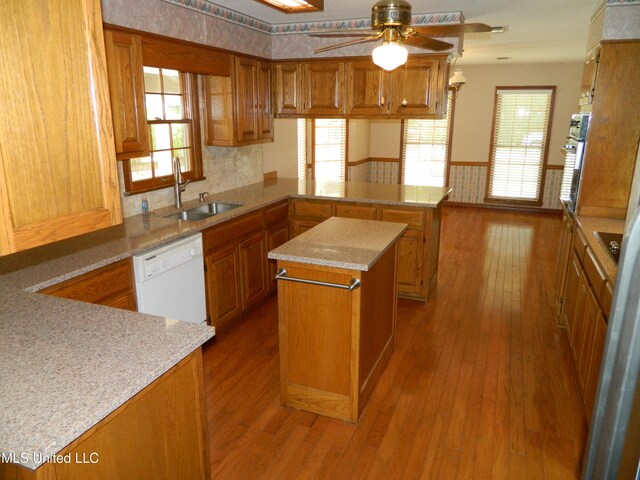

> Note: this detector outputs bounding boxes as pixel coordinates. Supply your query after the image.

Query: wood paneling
[103,30,149,159]
[40,258,136,311]
[203,206,587,479]
[0,0,122,255]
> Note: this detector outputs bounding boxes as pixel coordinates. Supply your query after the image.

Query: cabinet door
[553,212,574,321]
[570,272,589,393]
[274,63,304,116]
[0,0,122,255]
[257,61,273,140]
[579,46,600,106]
[306,62,345,115]
[389,56,444,116]
[101,291,138,312]
[239,231,267,310]
[204,245,241,328]
[266,221,289,293]
[584,313,607,422]
[561,251,581,337]
[234,56,259,143]
[578,288,601,393]
[203,75,235,146]
[345,60,388,115]
[103,30,149,159]
[396,229,424,297]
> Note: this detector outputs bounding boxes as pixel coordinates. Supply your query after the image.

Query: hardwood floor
[202,205,588,479]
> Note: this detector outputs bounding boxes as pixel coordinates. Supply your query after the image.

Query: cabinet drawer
[572,228,588,262]
[291,200,333,219]
[584,247,606,301]
[380,208,424,228]
[334,203,378,220]
[265,201,288,225]
[203,211,264,253]
[41,258,134,305]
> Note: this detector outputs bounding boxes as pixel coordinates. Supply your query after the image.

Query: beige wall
[263,119,299,178]
[451,62,583,167]
[370,120,402,159]
[348,120,371,162]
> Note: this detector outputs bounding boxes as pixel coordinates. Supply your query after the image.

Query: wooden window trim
[123,72,204,195]
[484,85,556,206]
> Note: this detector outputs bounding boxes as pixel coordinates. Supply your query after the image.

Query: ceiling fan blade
[313,34,382,54]
[412,23,493,36]
[404,35,453,51]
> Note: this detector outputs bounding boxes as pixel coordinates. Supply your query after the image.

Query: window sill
[123,175,207,196]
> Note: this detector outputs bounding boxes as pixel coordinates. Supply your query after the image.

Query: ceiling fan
[309,0,493,71]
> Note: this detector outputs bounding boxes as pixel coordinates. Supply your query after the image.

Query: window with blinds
[402,94,453,187]
[297,119,307,180]
[560,148,576,201]
[313,119,346,181]
[487,87,555,203]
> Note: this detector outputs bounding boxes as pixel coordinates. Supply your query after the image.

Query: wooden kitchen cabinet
[103,29,150,159]
[576,41,640,219]
[558,222,611,424]
[239,231,267,310]
[0,0,122,256]
[579,45,600,106]
[346,60,388,116]
[204,55,273,146]
[204,245,242,328]
[265,201,290,293]
[389,55,447,117]
[40,258,137,312]
[273,63,305,115]
[552,208,575,323]
[305,61,345,115]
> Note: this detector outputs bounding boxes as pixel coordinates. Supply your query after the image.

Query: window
[312,119,346,181]
[401,94,453,187]
[124,67,202,194]
[486,87,555,204]
[559,148,576,201]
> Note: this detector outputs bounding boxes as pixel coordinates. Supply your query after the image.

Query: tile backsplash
[118,144,263,218]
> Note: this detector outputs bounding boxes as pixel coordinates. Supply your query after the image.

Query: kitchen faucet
[172,156,190,209]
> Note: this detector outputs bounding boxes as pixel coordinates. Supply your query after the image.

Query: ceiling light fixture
[371,28,408,71]
[448,53,466,98]
[255,0,323,13]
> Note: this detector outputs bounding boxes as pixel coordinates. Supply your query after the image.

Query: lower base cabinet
[204,244,242,328]
[1,350,210,480]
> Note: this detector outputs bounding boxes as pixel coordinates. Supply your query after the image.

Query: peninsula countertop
[268,217,408,271]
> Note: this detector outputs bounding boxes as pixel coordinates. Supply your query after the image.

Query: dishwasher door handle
[274,268,361,291]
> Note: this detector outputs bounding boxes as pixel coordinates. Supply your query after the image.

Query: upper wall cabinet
[0,0,122,256]
[579,45,600,106]
[274,54,449,119]
[104,30,150,159]
[205,55,273,147]
[577,41,640,219]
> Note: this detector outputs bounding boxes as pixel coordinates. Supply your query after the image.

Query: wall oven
[562,113,591,213]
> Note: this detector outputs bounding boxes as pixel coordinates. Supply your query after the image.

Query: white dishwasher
[133,233,207,325]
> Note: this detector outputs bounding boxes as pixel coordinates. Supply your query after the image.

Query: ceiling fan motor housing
[372,0,412,29]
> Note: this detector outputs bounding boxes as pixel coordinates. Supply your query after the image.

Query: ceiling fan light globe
[372,43,408,71]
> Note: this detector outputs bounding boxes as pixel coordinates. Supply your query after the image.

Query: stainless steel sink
[187,202,242,215]
[164,202,242,221]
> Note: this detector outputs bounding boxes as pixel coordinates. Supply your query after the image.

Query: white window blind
[402,94,453,187]
[297,119,307,180]
[560,148,576,201]
[488,88,554,202]
[313,119,346,181]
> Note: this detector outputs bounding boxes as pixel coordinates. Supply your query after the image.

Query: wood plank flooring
[202,205,588,479]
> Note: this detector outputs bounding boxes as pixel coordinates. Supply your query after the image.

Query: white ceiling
[209,0,598,64]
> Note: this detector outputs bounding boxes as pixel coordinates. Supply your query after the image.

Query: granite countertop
[575,214,625,285]
[268,217,407,271]
[0,178,449,470]
[0,285,214,469]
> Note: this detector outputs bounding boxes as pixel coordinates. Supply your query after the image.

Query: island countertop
[268,217,408,271]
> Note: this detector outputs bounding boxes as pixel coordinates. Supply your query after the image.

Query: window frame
[122,70,204,195]
[485,86,556,206]
[400,93,455,187]
[311,118,348,181]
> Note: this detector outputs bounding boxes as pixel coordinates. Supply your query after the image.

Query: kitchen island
[269,217,407,423]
